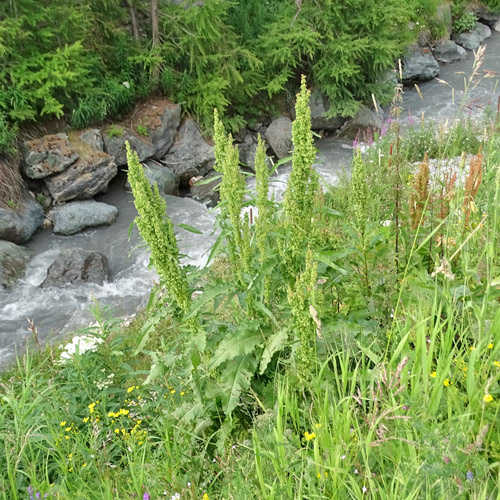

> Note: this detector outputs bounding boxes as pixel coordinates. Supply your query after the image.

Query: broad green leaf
[186,283,237,319]
[315,252,348,275]
[254,300,278,326]
[209,320,262,370]
[259,328,289,375]
[221,354,257,416]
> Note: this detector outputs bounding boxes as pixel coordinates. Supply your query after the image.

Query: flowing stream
[1,32,499,368]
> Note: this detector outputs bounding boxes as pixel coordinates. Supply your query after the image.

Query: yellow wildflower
[65,427,71,432]
[82,463,87,468]
[83,417,89,423]
[60,421,66,427]
[304,431,316,441]
[114,428,120,434]
[494,361,500,368]
[483,394,493,403]
[202,494,210,500]
[317,473,321,479]
[443,378,451,387]
[127,386,135,393]
[487,343,493,349]
[430,372,437,378]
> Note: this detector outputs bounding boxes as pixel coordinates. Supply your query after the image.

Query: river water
[1,32,499,367]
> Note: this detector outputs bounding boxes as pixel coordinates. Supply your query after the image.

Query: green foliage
[453,11,478,33]
[126,142,190,317]
[136,124,148,136]
[351,149,368,235]
[0,112,18,153]
[105,125,124,138]
[282,77,318,274]
[157,0,262,132]
[258,0,415,117]
[213,109,249,279]
[3,86,500,499]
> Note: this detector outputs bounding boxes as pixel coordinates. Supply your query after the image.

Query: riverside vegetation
[1,62,500,498]
[1,0,494,156]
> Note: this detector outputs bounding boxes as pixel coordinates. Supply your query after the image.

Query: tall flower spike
[255,134,273,263]
[126,141,190,314]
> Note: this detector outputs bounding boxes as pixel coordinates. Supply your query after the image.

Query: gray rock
[309,90,346,131]
[77,129,104,151]
[243,133,254,146]
[162,119,215,185]
[402,48,440,82]
[265,117,293,159]
[125,160,180,195]
[103,128,156,166]
[0,240,30,290]
[432,40,467,64]
[41,248,110,288]
[21,133,79,179]
[418,29,432,48]
[339,106,383,140]
[248,122,263,132]
[0,197,44,244]
[44,153,117,203]
[472,6,500,28]
[475,21,492,40]
[53,200,118,236]
[238,142,272,172]
[233,128,250,143]
[190,173,221,207]
[145,101,181,159]
[495,18,500,32]
[238,143,258,171]
[452,22,491,50]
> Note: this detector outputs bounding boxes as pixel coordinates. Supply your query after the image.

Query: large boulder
[53,200,118,236]
[0,197,44,244]
[472,5,500,28]
[265,117,293,159]
[0,240,30,290]
[77,128,104,151]
[452,22,491,50]
[402,47,440,82]
[140,100,182,159]
[103,127,156,166]
[44,152,117,203]
[339,106,383,140]
[125,160,180,195]
[432,40,467,64]
[41,248,110,288]
[21,133,79,179]
[309,91,346,131]
[162,119,215,185]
